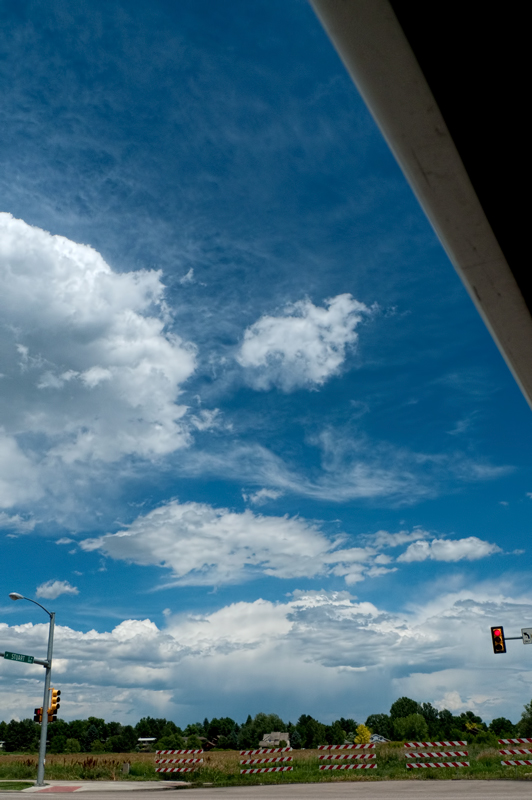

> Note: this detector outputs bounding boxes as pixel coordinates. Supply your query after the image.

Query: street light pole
[9,593,54,787]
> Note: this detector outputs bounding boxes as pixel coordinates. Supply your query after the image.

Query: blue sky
[1,0,531,727]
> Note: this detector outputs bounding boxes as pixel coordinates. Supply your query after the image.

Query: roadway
[2,781,531,799]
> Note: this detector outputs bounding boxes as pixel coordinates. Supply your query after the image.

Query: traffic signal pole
[36,612,55,787]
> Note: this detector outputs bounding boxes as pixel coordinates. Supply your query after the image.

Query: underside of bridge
[310,0,530,407]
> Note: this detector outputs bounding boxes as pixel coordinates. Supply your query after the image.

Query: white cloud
[179,268,195,285]
[243,488,283,505]
[79,501,504,587]
[237,294,372,391]
[0,586,530,725]
[397,536,501,563]
[0,511,36,533]
[0,431,43,508]
[0,213,197,464]
[35,580,79,599]
[79,499,378,586]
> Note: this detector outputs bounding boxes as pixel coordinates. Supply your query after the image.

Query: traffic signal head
[48,688,61,722]
[33,707,43,724]
[491,625,506,654]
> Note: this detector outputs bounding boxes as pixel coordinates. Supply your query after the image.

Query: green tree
[458,711,486,734]
[390,697,420,719]
[91,739,105,753]
[206,717,236,743]
[517,700,532,736]
[489,717,516,738]
[4,720,39,753]
[49,735,67,754]
[64,738,81,753]
[156,733,186,751]
[420,703,440,737]
[290,729,302,749]
[393,713,429,742]
[327,720,346,745]
[295,715,327,748]
[136,717,168,740]
[186,733,203,749]
[365,714,392,740]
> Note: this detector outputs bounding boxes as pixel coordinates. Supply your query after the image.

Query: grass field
[0,782,34,791]
[1,745,532,786]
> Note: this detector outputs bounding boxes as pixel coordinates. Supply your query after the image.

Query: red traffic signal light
[33,707,43,723]
[491,625,506,654]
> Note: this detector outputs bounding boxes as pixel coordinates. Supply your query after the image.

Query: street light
[9,592,55,787]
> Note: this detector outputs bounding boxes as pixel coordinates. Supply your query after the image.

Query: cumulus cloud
[79,500,504,588]
[397,536,501,563]
[0,587,529,725]
[0,213,197,464]
[35,580,79,599]
[79,500,378,586]
[237,294,372,391]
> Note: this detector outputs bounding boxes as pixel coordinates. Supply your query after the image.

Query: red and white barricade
[318,743,377,771]
[155,749,203,774]
[319,763,377,770]
[405,742,469,769]
[318,753,375,761]
[499,739,532,766]
[240,748,293,775]
[499,738,532,745]
[240,767,293,774]
[318,743,374,750]
[240,757,292,765]
[404,741,467,748]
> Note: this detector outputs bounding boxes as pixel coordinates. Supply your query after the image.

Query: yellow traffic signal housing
[33,707,43,723]
[48,688,61,722]
[491,625,506,654]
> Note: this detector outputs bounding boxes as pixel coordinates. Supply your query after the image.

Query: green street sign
[3,651,34,664]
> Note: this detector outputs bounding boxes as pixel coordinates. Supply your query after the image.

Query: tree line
[1,696,531,754]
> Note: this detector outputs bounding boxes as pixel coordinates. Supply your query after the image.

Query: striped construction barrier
[155,767,197,773]
[319,763,377,771]
[499,738,532,744]
[240,757,292,765]
[240,747,292,775]
[407,762,470,769]
[155,748,203,774]
[404,741,467,748]
[318,743,375,750]
[405,751,467,759]
[498,739,532,767]
[405,742,468,770]
[319,754,375,761]
[240,767,293,774]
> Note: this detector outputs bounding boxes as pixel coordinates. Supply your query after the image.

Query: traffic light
[33,707,43,724]
[491,625,506,654]
[47,688,61,722]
